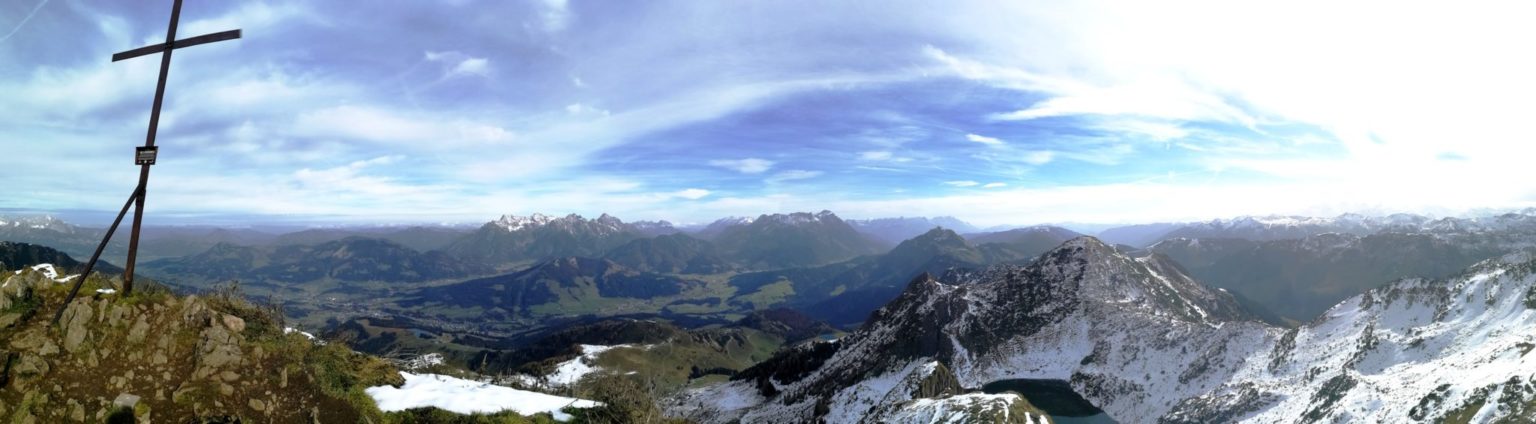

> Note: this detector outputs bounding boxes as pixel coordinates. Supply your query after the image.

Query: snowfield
[367,372,599,420]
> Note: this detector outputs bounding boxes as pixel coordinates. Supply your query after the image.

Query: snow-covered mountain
[0,215,78,234]
[672,237,1536,423]
[1112,210,1536,247]
[708,211,886,269]
[444,213,647,266]
[689,216,757,240]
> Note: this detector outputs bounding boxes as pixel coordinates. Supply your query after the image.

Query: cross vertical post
[116,0,241,296]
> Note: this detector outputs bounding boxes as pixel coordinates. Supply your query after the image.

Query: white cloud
[767,170,822,183]
[673,188,711,200]
[538,0,572,31]
[1022,151,1054,165]
[860,151,894,161]
[945,180,980,187]
[709,158,775,174]
[451,58,490,77]
[983,182,1007,188]
[425,51,491,78]
[965,133,1004,146]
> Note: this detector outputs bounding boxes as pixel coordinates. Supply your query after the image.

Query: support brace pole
[52,185,142,326]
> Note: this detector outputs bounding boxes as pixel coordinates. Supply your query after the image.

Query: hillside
[405,257,707,322]
[142,237,493,287]
[1149,233,1503,322]
[601,233,732,274]
[0,241,124,276]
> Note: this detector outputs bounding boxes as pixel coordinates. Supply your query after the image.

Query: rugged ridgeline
[673,237,1536,423]
[142,236,493,286]
[0,266,406,422]
[443,213,648,267]
[707,211,887,269]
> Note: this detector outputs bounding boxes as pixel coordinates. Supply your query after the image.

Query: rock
[8,329,44,350]
[12,354,48,378]
[68,399,84,421]
[127,316,150,344]
[108,304,129,326]
[219,383,235,396]
[221,314,245,333]
[192,321,244,380]
[114,393,141,409]
[0,313,20,329]
[60,301,94,353]
[220,371,239,382]
[171,386,196,404]
[151,352,167,365]
[248,399,266,412]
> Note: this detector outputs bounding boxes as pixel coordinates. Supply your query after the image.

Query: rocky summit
[0,267,402,422]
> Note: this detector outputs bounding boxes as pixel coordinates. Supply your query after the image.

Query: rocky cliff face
[0,267,402,422]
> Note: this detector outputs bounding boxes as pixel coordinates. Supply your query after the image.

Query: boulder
[60,301,94,353]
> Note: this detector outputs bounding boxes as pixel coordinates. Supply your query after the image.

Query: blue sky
[3,0,1535,227]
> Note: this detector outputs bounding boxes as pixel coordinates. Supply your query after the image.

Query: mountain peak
[757,210,844,226]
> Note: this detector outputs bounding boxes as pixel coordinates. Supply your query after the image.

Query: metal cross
[53,0,240,324]
[115,0,240,296]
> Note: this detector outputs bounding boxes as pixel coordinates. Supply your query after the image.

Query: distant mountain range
[845,216,980,246]
[706,211,886,269]
[1094,209,1536,247]
[141,237,491,286]
[1147,232,1503,322]
[442,213,647,267]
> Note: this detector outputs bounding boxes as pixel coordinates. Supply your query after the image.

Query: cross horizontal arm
[111,29,241,62]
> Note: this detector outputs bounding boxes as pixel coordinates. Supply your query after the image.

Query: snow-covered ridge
[492,212,630,234]
[757,210,841,226]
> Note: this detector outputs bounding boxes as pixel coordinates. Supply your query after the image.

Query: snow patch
[403,353,445,370]
[283,327,325,345]
[545,344,627,387]
[367,372,599,420]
